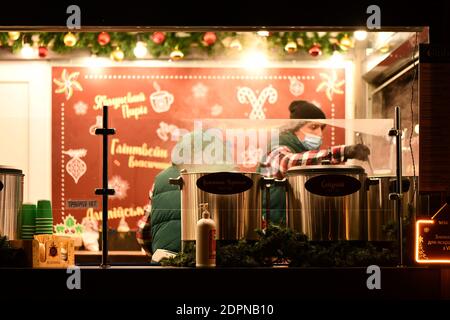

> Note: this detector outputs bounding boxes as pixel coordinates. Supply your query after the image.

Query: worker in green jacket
[259,100,370,225]
[146,130,234,253]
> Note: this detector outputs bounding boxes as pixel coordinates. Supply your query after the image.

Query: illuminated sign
[415,203,450,264]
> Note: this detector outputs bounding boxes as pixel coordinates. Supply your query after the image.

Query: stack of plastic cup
[20,203,36,240]
[35,200,53,235]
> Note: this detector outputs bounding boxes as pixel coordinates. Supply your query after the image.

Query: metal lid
[368,175,415,178]
[287,165,365,175]
[0,166,23,175]
[181,170,261,176]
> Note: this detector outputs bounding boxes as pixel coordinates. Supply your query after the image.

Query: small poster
[416,203,450,264]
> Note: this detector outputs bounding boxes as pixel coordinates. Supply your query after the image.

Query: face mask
[300,131,322,150]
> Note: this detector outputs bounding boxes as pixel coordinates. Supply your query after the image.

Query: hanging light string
[408,31,419,212]
[0,31,353,60]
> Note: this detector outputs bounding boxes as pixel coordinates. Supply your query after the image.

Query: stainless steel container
[169,171,268,242]
[286,165,367,241]
[367,176,427,241]
[0,167,24,240]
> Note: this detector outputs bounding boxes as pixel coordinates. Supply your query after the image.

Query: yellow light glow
[21,43,35,58]
[375,32,394,53]
[85,55,110,70]
[230,39,242,51]
[110,47,124,62]
[354,30,368,41]
[329,51,344,64]
[377,32,394,44]
[257,31,270,37]
[241,51,268,70]
[415,219,450,264]
[133,41,148,58]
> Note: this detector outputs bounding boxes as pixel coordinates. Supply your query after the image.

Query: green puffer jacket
[150,166,181,253]
[259,131,308,226]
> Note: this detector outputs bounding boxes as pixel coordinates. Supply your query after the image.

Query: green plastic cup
[21,203,36,226]
[35,230,53,235]
[36,200,52,219]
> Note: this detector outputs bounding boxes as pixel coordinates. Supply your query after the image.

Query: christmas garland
[160,225,398,268]
[0,31,353,61]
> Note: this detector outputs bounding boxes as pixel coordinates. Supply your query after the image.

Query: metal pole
[389,106,404,266]
[102,106,108,268]
[95,106,116,269]
[265,184,271,229]
[396,107,403,266]
[261,177,274,230]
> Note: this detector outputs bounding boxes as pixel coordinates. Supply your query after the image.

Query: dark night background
[0,1,449,44]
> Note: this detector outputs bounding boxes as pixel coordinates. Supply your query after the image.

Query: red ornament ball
[38,46,48,58]
[203,32,217,46]
[98,32,111,46]
[151,32,166,45]
[308,43,322,57]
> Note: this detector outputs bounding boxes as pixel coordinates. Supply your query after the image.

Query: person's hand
[344,144,370,161]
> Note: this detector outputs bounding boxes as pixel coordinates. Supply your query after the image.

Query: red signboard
[52,66,346,230]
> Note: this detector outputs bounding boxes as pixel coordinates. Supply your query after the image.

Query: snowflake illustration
[316,70,345,101]
[73,101,88,115]
[108,175,130,200]
[211,104,223,116]
[192,83,209,98]
[53,69,83,100]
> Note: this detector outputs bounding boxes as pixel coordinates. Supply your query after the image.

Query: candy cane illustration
[237,85,278,119]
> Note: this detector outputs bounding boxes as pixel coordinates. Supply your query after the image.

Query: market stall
[1,24,449,302]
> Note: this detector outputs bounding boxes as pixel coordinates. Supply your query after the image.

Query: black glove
[344,144,370,161]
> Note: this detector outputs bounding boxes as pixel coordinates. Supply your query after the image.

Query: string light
[257,30,270,37]
[85,54,109,69]
[110,47,124,62]
[229,39,243,51]
[329,50,344,63]
[242,51,268,69]
[20,43,35,58]
[2,31,355,60]
[354,30,368,41]
[133,41,148,58]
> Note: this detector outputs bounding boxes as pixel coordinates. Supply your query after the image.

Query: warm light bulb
[329,50,344,64]
[133,41,148,58]
[85,54,109,69]
[242,51,268,69]
[21,43,35,58]
[354,30,368,41]
[257,30,270,37]
[110,47,125,62]
[229,39,242,51]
